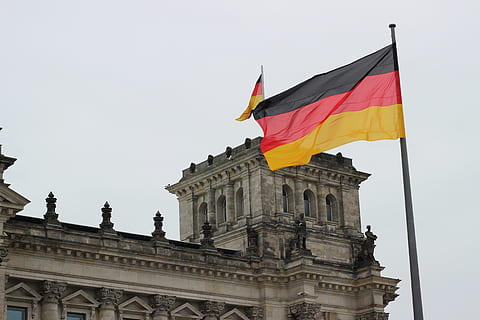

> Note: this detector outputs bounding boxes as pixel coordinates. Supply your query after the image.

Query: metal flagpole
[389,24,425,320]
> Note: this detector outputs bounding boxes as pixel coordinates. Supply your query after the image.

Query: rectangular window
[67,313,86,320]
[7,307,27,320]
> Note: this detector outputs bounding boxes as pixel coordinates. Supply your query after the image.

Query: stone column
[151,295,175,320]
[41,281,66,320]
[294,178,303,216]
[226,182,234,222]
[207,187,216,226]
[186,192,199,239]
[97,288,122,320]
[201,300,225,320]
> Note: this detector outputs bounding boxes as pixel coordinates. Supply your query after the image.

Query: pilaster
[151,295,176,320]
[41,281,66,320]
[97,288,122,320]
[201,300,225,320]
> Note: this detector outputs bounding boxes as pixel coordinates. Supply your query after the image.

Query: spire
[99,202,116,235]
[44,192,61,226]
[152,211,167,244]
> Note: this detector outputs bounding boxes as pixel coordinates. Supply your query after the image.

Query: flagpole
[389,23,424,320]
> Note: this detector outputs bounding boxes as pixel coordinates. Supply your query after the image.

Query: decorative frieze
[288,302,321,320]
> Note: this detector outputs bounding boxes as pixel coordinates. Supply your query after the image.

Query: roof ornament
[152,211,168,244]
[200,221,215,250]
[99,202,116,235]
[44,192,61,226]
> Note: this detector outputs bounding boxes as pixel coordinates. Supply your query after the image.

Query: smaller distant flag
[236,74,264,121]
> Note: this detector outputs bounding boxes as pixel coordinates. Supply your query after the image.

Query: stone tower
[167,137,399,319]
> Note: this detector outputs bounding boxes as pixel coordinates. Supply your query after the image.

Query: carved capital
[288,302,321,320]
[201,300,225,317]
[151,294,176,312]
[42,281,66,303]
[247,306,264,320]
[356,311,389,320]
[97,287,122,306]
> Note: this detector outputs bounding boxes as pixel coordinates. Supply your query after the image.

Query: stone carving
[0,246,8,263]
[97,287,123,306]
[244,138,252,149]
[200,221,215,249]
[246,225,259,256]
[355,225,379,268]
[247,306,264,320]
[383,292,398,307]
[288,214,312,257]
[201,300,225,318]
[42,281,67,303]
[151,294,175,312]
[44,192,61,226]
[288,302,321,320]
[335,152,344,164]
[190,162,196,173]
[356,311,389,320]
[207,155,214,165]
[225,146,233,159]
[151,211,167,243]
[99,202,116,234]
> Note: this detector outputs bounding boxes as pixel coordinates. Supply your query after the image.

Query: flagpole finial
[389,24,397,44]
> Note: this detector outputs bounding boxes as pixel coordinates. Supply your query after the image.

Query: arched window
[235,188,244,218]
[282,185,292,213]
[303,190,315,217]
[217,195,227,223]
[326,194,336,222]
[199,202,208,224]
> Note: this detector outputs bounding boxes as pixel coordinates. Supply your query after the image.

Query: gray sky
[1,1,479,319]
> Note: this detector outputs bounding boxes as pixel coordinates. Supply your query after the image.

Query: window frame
[7,306,27,320]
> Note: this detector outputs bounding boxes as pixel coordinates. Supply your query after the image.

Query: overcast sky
[1,1,479,319]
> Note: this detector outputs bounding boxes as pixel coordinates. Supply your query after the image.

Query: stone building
[0,137,399,320]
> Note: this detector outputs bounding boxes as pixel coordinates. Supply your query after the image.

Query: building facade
[1,137,399,320]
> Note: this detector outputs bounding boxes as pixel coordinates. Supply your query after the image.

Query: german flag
[253,45,406,171]
[236,74,264,121]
